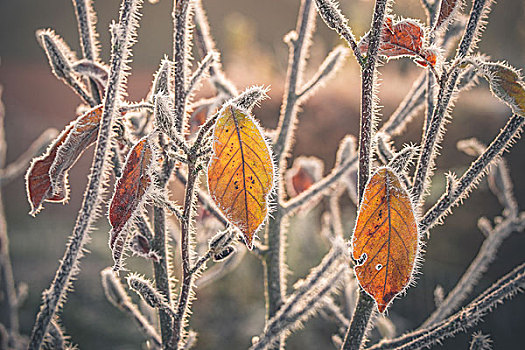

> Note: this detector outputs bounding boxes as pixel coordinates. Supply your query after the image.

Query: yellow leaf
[207,105,274,249]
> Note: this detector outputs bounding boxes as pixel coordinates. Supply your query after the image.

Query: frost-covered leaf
[482,62,525,116]
[352,167,419,313]
[207,105,274,249]
[359,17,437,67]
[434,0,463,31]
[109,137,156,271]
[25,105,103,215]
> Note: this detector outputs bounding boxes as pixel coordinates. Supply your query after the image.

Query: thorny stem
[172,0,191,133]
[420,114,525,234]
[27,1,142,348]
[367,262,525,350]
[193,0,236,98]
[252,265,346,350]
[422,211,525,327]
[314,0,365,66]
[171,161,199,349]
[343,0,388,349]
[72,0,102,104]
[412,0,489,204]
[152,146,176,346]
[263,1,315,348]
[274,0,315,160]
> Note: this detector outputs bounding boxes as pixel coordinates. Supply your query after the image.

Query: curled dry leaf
[434,0,463,30]
[207,105,274,249]
[359,17,437,68]
[483,62,525,116]
[352,167,419,313]
[25,105,103,215]
[109,137,155,271]
[285,156,324,197]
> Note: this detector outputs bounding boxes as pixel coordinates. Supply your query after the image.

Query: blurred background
[1,0,525,349]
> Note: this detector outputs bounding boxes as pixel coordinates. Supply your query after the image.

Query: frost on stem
[314,0,363,64]
[298,45,350,100]
[457,138,518,216]
[469,332,492,350]
[100,268,161,347]
[28,1,143,348]
[369,262,525,350]
[36,29,95,106]
[127,274,176,318]
[420,114,525,234]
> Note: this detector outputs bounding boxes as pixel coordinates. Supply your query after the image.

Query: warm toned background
[1,0,525,349]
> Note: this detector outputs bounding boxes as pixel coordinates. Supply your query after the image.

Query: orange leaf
[207,105,274,249]
[359,17,437,68]
[25,105,103,215]
[109,137,155,270]
[352,167,419,313]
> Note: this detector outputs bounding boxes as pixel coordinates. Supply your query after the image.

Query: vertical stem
[263,210,285,320]
[152,207,172,346]
[264,1,314,348]
[72,0,102,104]
[152,161,175,346]
[27,1,142,348]
[171,161,198,349]
[343,0,388,349]
[273,0,314,159]
[424,71,435,135]
[357,0,387,201]
[172,0,191,133]
[412,0,489,203]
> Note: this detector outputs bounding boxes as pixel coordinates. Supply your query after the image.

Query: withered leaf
[434,0,462,30]
[25,105,103,215]
[352,167,419,313]
[359,17,437,68]
[109,137,154,270]
[207,105,274,249]
[483,62,525,116]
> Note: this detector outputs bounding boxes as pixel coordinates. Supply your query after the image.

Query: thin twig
[422,212,525,327]
[367,262,525,350]
[420,114,525,234]
[412,0,490,204]
[27,1,142,348]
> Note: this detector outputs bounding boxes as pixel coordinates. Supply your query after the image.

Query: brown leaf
[434,0,462,30]
[207,105,274,249]
[25,105,103,215]
[483,62,525,116]
[352,167,419,313]
[109,137,155,270]
[359,17,437,68]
